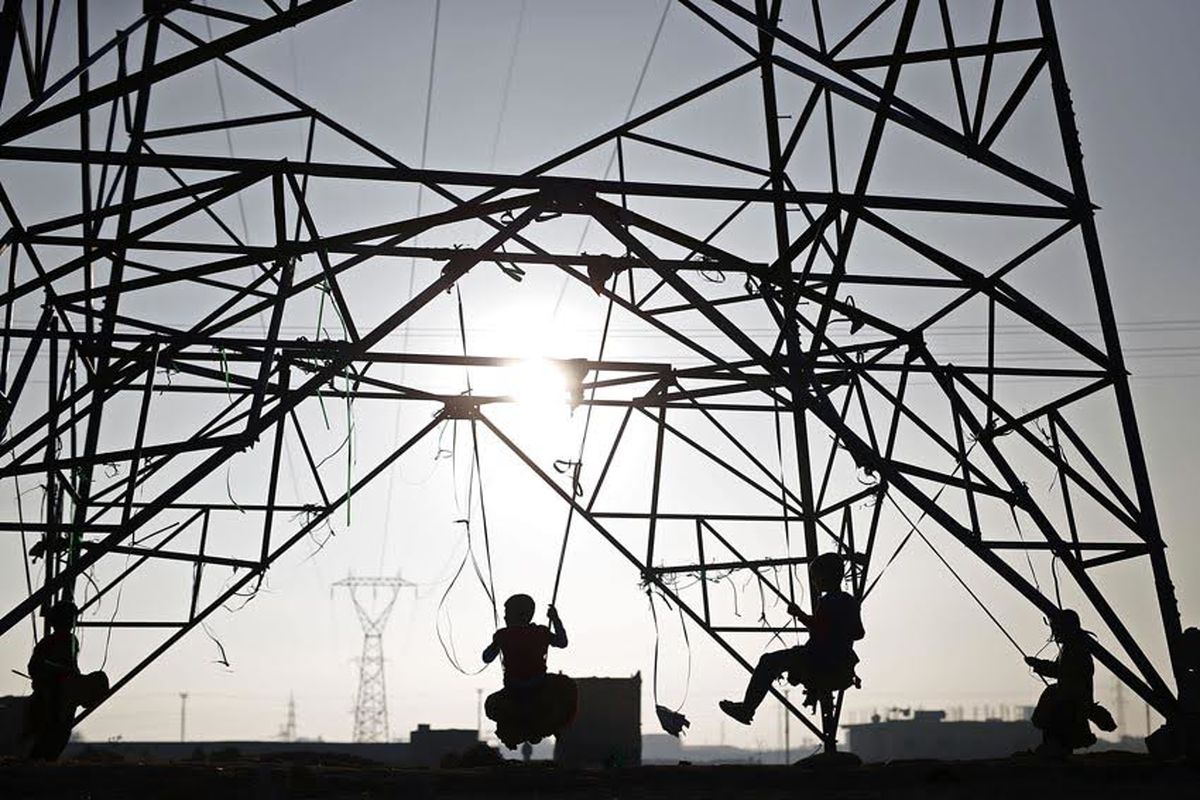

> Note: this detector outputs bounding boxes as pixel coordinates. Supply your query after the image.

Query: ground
[0,752,1194,799]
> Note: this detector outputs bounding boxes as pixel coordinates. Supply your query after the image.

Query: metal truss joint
[443,395,482,420]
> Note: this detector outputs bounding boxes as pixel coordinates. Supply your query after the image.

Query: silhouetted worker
[720,552,864,725]
[27,600,80,760]
[1026,609,1101,756]
[483,594,574,748]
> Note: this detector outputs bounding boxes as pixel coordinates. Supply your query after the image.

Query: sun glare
[509,359,572,408]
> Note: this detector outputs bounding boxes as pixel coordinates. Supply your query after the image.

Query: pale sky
[1,0,1199,753]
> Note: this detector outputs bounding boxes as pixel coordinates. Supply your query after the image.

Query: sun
[479,302,589,410]
[469,303,592,449]
[508,358,572,408]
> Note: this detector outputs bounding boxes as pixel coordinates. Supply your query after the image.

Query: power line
[486,0,527,172]
[552,0,673,316]
[380,0,444,571]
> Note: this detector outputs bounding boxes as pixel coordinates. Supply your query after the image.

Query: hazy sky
[2,0,1199,753]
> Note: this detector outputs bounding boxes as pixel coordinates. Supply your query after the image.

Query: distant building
[408,724,479,765]
[642,733,683,763]
[553,674,641,767]
[642,734,791,764]
[844,709,1041,762]
[59,724,479,767]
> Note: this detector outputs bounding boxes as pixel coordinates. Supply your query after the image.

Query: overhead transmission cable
[200,4,251,247]
[380,0,443,570]
[486,0,527,171]
[413,0,442,228]
[551,0,673,317]
[198,0,304,554]
[470,0,527,250]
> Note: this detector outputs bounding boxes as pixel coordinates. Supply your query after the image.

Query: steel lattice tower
[279,691,297,742]
[0,0,1190,753]
[334,576,410,743]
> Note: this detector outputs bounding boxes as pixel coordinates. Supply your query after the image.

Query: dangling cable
[434,522,488,676]
[433,286,500,672]
[469,417,499,627]
[456,286,497,625]
[1009,502,1042,593]
[771,395,799,643]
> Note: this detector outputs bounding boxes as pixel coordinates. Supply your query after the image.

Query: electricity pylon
[0,0,1190,756]
[279,692,297,742]
[333,576,413,743]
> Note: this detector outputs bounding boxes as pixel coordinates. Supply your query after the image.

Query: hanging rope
[863,440,978,599]
[647,587,692,736]
[865,433,1057,685]
[885,495,1041,675]
[549,284,617,607]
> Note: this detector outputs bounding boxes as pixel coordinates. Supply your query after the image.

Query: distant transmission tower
[333,576,413,743]
[279,692,297,742]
